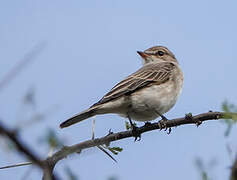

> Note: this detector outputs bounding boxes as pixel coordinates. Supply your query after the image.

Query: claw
[131,124,141,141]
[133,132,141,142]
[158,119,167,130]
[127,114,141,141]
[157,114,169,130]
[156,113,172,134]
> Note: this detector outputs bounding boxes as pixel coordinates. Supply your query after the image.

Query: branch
[0,121,57,180]
[231,157,237,180]
[0,42,46,91]
[44,111,236,175]
[1,111,236,179]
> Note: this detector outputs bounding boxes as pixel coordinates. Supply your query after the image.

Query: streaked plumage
[93,62,175,106]
[60,46,183,128]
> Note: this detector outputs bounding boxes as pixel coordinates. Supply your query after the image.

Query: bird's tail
[60,107,97,128]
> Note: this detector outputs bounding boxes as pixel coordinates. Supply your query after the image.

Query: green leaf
[125,121,131,130]
[38,128,63,149]
[222,100,237,112]
[202,172,209,180]
[221,100,237,137]
[125,121,137,130]
[111,147,123,152]
[108,146,123,155]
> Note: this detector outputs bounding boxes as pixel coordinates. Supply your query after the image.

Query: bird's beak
[137,51,149,59]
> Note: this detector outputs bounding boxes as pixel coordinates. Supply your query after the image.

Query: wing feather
[91,62,175,106]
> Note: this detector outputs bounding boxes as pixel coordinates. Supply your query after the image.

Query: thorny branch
[1,111,237,179]
[44,111,236,177]
[0,42,46,91]
[0,42,57,179]
[0,121,57,180]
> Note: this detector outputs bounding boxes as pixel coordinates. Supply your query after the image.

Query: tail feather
[60,108,97,128]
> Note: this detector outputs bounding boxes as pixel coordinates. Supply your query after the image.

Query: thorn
[97,145,117,163]
[0,162,32,169]
[106,129,113,136]
[91,119,95,140]
[196,121,202,127]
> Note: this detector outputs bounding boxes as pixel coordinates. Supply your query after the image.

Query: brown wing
[91,62,175,107]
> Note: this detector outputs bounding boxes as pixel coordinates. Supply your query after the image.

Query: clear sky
[0,0,237,179]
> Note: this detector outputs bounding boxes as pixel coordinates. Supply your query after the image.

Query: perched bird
[60,46,183,129]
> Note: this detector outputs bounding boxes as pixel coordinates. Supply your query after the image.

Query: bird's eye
[157,51,164,56]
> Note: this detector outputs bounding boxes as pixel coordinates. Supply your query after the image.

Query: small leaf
[108,146,123,155]
[201,172,209,180]
[111,147,123,152]
[125,121,131,130]
[222,100,237,113]
[221,100,237,137]
[38,129,63,149]
[185,113,193,119]
[108,148,118,155]
[97,145,117,163]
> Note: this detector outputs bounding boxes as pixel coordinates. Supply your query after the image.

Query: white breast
[128,67,183,121]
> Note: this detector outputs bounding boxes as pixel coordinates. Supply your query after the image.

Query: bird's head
[137,46,177,64]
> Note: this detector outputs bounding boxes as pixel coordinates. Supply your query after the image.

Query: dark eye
[157,51,164,56]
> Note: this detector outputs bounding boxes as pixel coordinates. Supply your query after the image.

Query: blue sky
[0,0,237,179]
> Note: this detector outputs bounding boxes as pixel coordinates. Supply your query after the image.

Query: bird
[60,46,183,129]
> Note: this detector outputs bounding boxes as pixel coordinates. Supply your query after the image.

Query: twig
[0,42,46,91]
[97,145,117,163]
[0,121,57,180]
[0,121,44,167]
[91,119,117,163]
[1,111,236,179]
[92,119,95,140]
[43,111,236,175]
[0,162,32,169]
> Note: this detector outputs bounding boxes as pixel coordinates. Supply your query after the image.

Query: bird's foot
[131,122,141,141]
[158,115,171,134]
[144,121,152,127]
[127,115,141,141]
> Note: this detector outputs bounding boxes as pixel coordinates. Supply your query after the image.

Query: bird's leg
[127,114,141,141]
[154,110,171,134]
[144,103,170,132]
